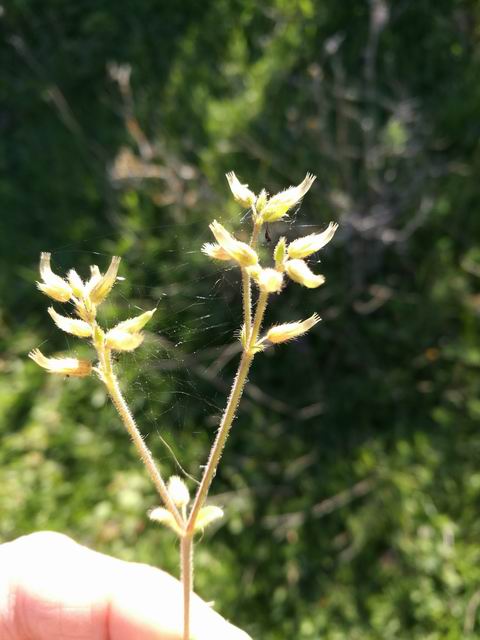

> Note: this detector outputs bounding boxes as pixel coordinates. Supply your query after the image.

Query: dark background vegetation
[1,1,480,638]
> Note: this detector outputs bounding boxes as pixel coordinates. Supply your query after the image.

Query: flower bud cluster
[29,253,156,376]
[203,170,338,350]
[224,171,318,224]
[149,474,223,537]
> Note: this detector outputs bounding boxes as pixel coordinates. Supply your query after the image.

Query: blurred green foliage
[2,0,480,638]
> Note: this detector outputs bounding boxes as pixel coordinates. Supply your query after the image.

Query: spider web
[45,214,324,487]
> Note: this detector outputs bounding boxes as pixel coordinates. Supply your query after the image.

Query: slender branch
[250,220,262,248]
[97,340,184,529]
[180,213,266,638]
[187,290,269,534]
[181,535,193,640]
[241,211,262,343]
[186,350,253,532]
[249,290,268,348]
[241,268,252,343]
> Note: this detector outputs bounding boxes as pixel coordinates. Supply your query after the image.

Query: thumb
[0,531,251,640]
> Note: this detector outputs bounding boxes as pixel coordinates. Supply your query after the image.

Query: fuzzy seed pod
[67,269,86,298]
[167,476,190,508]
[260,174,316,222]
[201,242,232,261]
[285,259,325,289]
[105,329,144,351]
[266,313,321,344]
[226,171,256,208]
[274,237,287,268]
[250,267,284,293]
[29,348,92,377]
[48,307,92,337]
[255,189,268,214]
[193,505,224,533]
[209,221,258,267]
[36,252,72,303]
[113,309,156,334]
[287,222,338,259]
[149,507,183,537]
[89,256,121,305]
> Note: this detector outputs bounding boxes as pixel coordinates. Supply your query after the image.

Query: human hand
[0,531,251,640]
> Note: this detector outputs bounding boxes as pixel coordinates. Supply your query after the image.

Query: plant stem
[242,214,262,343]
[186,289,269,534]
[93,324,188,634]
[250,220,262,248]
[99,344,183,529]
[181,535,193,640]
[241,268,252,343]
[249,290,268,347]
[181,217,266,639]
[187,350,253,533]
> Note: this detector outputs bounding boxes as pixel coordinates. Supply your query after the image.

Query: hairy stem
[181,535,193,640]
[249,290,268,346]
[98,342,183,528]
[186,289,269,534]
[241,268,252,343]
[241,213,262,344]
[182,216,266,639]
[250,219,262,248]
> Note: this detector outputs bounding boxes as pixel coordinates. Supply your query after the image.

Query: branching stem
[180,215,267,639]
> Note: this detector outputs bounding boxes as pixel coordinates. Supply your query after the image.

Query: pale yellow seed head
[105,328,144,351]
[201,242,232,261]
[47,307,92,338]
[287,222,338,259]
[260,173,316,222]
[167,475,190,508]
[266,313,321,344]
[251,267,284,294]
[89,256,121,305]
[209,220,258,267]
[285,259,325,289]
[226,171,256,208]
[37,252,72,303]
[28,348,92,377]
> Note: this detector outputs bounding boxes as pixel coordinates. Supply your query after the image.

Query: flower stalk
[29,169,337,640]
